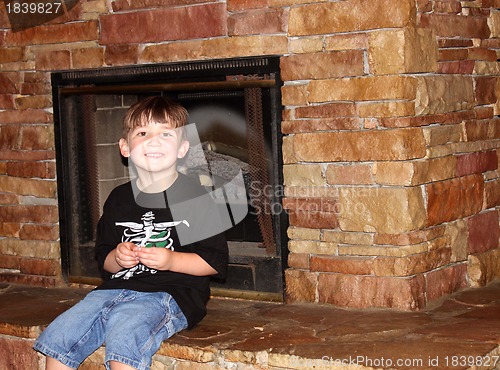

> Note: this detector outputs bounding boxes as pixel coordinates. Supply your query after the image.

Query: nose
[146,133,161,146]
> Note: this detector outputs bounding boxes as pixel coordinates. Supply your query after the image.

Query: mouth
[144,153,164,158]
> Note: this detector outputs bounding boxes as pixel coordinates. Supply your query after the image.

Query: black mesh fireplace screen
[52,57,288,299]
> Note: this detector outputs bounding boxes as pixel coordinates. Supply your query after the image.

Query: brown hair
[122,96,188,139]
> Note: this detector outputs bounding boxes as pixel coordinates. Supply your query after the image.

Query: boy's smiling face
[119,123,189,177]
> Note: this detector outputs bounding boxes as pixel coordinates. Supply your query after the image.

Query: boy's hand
[134,246,172,271]
[115,242,140,268]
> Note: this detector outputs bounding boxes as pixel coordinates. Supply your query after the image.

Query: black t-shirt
[94,173,228,329]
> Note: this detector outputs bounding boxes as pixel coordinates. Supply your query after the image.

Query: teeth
[145,153,163,157]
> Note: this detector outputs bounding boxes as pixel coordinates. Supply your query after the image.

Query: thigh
[34,289,128,368]
[104,292,187,370]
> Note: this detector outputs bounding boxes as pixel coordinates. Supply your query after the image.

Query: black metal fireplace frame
[51,56,288,300]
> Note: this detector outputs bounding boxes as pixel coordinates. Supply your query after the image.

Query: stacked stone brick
[0,0,499,310]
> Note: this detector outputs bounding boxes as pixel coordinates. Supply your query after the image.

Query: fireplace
[52,57,287,299]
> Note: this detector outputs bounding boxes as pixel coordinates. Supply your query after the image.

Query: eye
[161,131,174,137]
[136,131,147,137]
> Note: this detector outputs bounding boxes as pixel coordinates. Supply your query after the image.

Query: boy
[34,97,228,370]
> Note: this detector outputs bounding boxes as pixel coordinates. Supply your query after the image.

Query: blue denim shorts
[33,289,188,370]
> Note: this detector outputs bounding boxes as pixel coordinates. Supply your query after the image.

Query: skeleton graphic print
[111,211,189,280]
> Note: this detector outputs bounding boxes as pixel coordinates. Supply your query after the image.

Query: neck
[136,171,179,193]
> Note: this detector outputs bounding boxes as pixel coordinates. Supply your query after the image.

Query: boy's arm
[134,247,218,276]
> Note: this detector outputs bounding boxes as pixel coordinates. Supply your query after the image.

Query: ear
[119,138,130,157]
[177,140,190,159]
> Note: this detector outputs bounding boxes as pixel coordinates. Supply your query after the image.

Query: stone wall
[0,0,499,309]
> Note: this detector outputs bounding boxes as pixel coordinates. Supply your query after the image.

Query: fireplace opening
[52,57,287,300]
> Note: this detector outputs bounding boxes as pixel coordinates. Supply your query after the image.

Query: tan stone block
[288,36,324,54]
[338,186,427,233]
[142,36,288,63]
[325,163,373,185]
[357,101,416,118]
[308,75,418,103]
[281,84,308,106]
[0,239,60,259]
[71,47,104,69]
[368,28,437,75]
[283,164,325,186]
[281,136,297,164]
[0,176,56,199]
[288,252,310,269]
[318,273,426,310]
[374,157,457,186]
[468,249,500,288]
[285,269,317,303]
[288,0,415,36]
[489,10,500,38]
[284,186,339,198]
[338,243,429,257]
[416,75,474,115]
[281,50,364,81]
[291,128,426,162]
[325,33,368,51]
[288,240,337,254]
[474,61,500,75]
[445,220,468,262]
[322,230,374,245]
[423,124,464,146]
[287,226,321,241]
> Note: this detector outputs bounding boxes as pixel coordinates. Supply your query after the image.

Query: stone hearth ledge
[0,281,499,369]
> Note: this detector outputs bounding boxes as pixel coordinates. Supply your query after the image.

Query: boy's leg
[109,361,136,370]
[46,356,74,370]
[34,290,127,369]
[104,291,187,370]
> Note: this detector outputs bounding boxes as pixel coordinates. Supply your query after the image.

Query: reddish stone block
[318,273,426,310]
[281,118,361,134]
[0,337,39,370]
[6,161,56,179]
[456,151,498,176]
[0,254,20,269]
[474,106,494,120]
[475,77,497,105]
[0,94,15,109]
[34,49,71,71]
[438,60,475,74]
[112,0,213,11]
[228,8,286,36]
[310,255,373,275]
[0,125,20,150]
[0,109,52,125]
[467,211,500,254]
[19,258,60,276]
[294,103,357,119]
[464,119,500,141]
[19,224,59,241]
[426,175,484,226]
[485,179,500,209]
[288,210,339,229]
[1,206,59,224]
[19,82,52,95]
[285,197,340,229]
[227,0,269,11]
[419,13,490,39]
[0,73,18,94]
[104,44,139,66]
[100,4,227,44]
[0,273,57,287]
[425,263,467,302]
[4,21,98,46]
[288,253,310,269]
